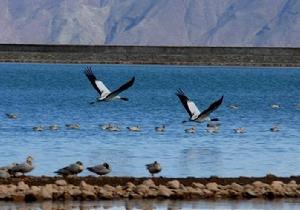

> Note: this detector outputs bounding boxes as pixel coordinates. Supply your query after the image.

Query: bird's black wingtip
[84,66,93,75]
[220,95,224,102]
[175,88,185,96]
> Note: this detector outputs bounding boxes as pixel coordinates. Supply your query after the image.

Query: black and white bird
[84,67,135,103]
[176,89,223,123]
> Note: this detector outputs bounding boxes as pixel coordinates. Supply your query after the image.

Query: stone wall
[0,177,300,201]
[0,44,300,67]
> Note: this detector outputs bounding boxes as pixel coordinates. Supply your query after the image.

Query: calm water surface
[0,63,299,177]
[2,199,300,210]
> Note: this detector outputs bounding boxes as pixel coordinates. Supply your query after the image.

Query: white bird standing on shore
[176,89,223,123]
[84,67,135,104]
[87,162,111,176]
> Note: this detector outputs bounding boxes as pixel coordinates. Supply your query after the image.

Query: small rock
[143,179,156,188]
[243,189,257,198]
[215,189,230,198]
[68,187,81,198]
[158,185,173,197]
[12,192,25,202]
[125,182,135,191]
[82,190,96,200]
[29,186,41,199]
[230,182,243,192]
[206,182,219,191]
[0,185,9,199]
[17,181,29,192]
[192,182,205,189]
[103,184,115,192]
[167,180,180,189]
[186,187,204,198]
[130,192,142,199]
[271,181,284,192]
[0,170,10,179]
[5,184,17,194]
[80,181,93,192]
[114,185,124,196]
[135,184,149,195]
[55,179,67,186]
[252,181,265,188]
[98,187,114,199]
[202,189,214,198]
[41,185,53,200]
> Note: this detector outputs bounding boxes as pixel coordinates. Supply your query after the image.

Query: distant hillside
[1,0,300,47]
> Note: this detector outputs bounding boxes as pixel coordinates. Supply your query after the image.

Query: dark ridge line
[0,44,300,67]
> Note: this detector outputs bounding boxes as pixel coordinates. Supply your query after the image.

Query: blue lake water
[0,63,299,177]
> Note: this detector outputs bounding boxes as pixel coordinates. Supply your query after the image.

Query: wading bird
[176,89,223,123]
[84,67,135,104]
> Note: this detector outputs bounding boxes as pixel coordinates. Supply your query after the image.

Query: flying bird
[176,89,223,123]
[87,162,111,176]
[84,67,135,103]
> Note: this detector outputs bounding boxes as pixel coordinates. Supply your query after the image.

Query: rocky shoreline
[1,175,300,201]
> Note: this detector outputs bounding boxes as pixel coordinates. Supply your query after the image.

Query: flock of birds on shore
[0,156,161,179]
[1,66,299,178]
